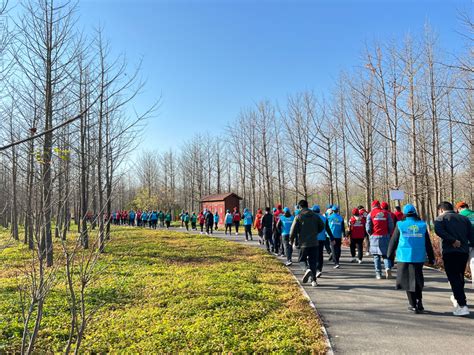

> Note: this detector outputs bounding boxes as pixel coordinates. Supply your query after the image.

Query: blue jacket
[225,213,233,224]
[328,213,344,239]
[214,213,219,223]
[142,212,148,221]
[129,211,136,220]
[150,212,158,221]
[243,210,253,226]
[279,214,295,235]
[317,215,328,241]
[396,218,428,263]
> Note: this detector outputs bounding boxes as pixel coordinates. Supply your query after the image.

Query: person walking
[381,202,398,228]
[198,211,205,234]
[261,207,274,253]
[290,200,325,287]
[136,210,142,227]
[254,208,264,245]
[150,210,158,229]
[243,208,254,241]
[129,209,136,226]
[273,205,284,256]
[366,200,394,279]
[224,210,233,235]
[205,210,214,235]
[184,212,190,231]
[394,206,404,222]
[328,205,345,269]
[190,212,197,231]
[348,208,366,264]
[233,208,241,236]
[213,211,219,230]
[434,201,473,316]
[278,207,295,266]
[159,210,165,228]
[312,205,334,278]
[359,205,370,256]
[456,201,474,288]
[179,210,185,228]
[388,204,435,314]
[165,211,172,229]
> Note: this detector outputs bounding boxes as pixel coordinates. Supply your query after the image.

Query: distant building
[200,193,242,224]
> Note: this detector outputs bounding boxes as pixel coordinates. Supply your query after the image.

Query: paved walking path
[181,228,474,354]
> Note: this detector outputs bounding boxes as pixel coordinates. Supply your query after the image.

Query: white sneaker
[235,233,238,236]
[376,273,382,280]
[450,295,459,308]
[453,305,470,316]
[311,280,318,287]
[285,261,292,266]
[385,269,392,279]
[358,259,363,264]
[334,264,340,269]
[351,258,357,263]
[316,271,322,278]
[365,252,370,256]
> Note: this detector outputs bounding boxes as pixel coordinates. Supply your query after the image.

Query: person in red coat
[394,206,404,222]
[254,209,264,245]
[198,211,205,234]
[348,208,366,263]
[381,201,398,232]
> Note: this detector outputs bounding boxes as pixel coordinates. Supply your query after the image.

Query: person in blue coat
[224,210,233,235]
[142,211,148,228]
[243,208,254,241]
[213,211,219,230]
[150,210,158,229]
[328,205,345,269]
[278,207,295,266]
[313,205,334,277]
[129,210,136,226]
[388,204,435,314]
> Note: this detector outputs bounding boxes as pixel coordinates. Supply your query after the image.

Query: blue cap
[403,204,416,215]
[283,207,290,214]
[312,204,320,213]
[273,207,277,212]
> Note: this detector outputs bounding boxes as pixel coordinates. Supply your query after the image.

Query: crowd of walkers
[111,199,473,317]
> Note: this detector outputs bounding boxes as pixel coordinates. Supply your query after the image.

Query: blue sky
[78,0,471,151]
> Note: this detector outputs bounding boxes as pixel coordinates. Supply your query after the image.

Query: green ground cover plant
[0,227,326,353]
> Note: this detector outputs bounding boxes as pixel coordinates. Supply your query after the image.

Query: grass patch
[0,227,326,353]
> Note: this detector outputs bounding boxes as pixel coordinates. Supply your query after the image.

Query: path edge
[290,273,334,355]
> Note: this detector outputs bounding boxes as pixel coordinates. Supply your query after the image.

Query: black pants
[406,285,423,307]
[185,222,189,231]
[225,223,232,234]
[214,222,218,230]
[331,238,342,265]
[206,223,213,234]
[244,225,252,240]
[273,232,281,253]
[317,240,325,272]
[264,228,273,252]
[283,234,292,262]
[324,238,332,254]
[166,221,170,229]
[200,223,204,233]
[191,222,196,230]
[234,222,240,234]
[298,246,319,280]
[151,220,157,229]
[443,252,469,307]
[350,238,364,260]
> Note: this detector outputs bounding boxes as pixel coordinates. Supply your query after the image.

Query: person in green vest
[158,210,165,228]
[165,211,172,229]
[388,204,435,314]
[190,212,197,231]
[456,201,474,289]
[183,211,190,231]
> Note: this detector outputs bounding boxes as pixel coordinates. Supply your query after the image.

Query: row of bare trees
[0,0,154,352]
[125,24,472,225]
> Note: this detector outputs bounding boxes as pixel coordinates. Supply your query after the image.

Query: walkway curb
[289,273,334,355]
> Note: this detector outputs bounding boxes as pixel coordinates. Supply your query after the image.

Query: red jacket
[349,216,366,239]
[369,208,390,236]
[233,212,241,222]
[394,210,404,222]
[198,213,205,224]
[254,211,263,230]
